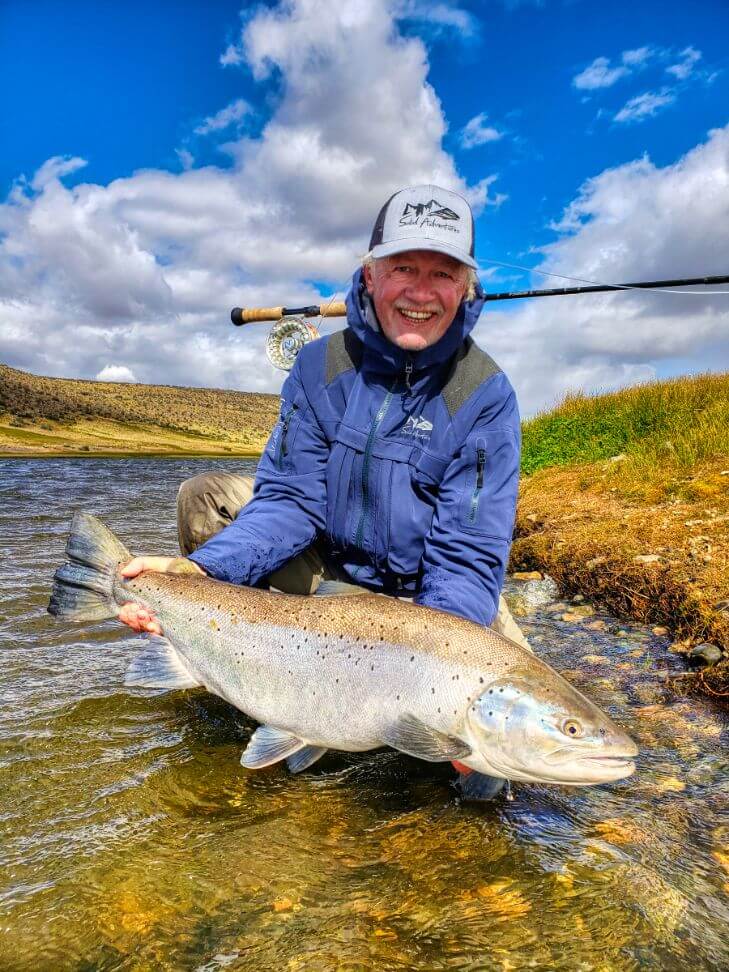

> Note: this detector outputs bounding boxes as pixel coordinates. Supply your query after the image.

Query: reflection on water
[1,459,727,971]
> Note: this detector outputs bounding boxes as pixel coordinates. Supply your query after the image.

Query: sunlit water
[1,459,727,971]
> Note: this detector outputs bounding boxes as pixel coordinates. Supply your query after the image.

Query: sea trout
[48,513,638,785]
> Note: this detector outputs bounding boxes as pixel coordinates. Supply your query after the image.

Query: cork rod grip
[231,302,347,325]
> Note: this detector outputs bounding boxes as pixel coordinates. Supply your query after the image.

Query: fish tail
[48,512,131,621]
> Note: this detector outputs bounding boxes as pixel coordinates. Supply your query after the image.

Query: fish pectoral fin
[381,715,472,763]
[241,725,306,769]
[313,580,370,596]
[286,745,328,774]
[124,636,202,691]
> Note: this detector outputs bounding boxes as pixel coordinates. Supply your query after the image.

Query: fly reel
[230,301,347,372]
[265,317,320,371]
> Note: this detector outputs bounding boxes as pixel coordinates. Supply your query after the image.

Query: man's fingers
[121,557,149,578]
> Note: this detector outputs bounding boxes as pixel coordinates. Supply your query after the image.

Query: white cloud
[95,365,138,382]
[573,56,629,91]
[194,98,250,136]
[460,112,504,149]
[614,88,675,123]
[621,46,653,67]
[476,125,729,415]
[666,46,702,81]
[395,1,478,38]
[0,0,502,392]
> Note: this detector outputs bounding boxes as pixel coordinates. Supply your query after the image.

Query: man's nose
[404,278,438,303]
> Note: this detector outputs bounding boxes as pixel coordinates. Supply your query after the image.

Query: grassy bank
[0,363,278,457]
[512,373,728,700]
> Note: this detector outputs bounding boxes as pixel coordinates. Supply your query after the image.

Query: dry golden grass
[0,362,279,456]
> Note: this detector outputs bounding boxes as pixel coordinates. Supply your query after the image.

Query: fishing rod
[231,272,729,370]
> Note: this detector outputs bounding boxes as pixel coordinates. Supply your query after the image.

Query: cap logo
[399,199,460,225]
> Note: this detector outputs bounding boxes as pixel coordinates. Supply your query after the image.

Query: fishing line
[479,258,729,295]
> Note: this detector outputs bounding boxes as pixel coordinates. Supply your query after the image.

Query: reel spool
[265,317,320,371]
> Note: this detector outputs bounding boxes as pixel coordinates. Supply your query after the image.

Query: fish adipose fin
[124,636,202,691]
[286,745,328,774]
[241,725,306,769]
[48,512,131,622]
[381,715,472,762]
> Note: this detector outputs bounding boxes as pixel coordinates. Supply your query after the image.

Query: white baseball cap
[368,184,477,269]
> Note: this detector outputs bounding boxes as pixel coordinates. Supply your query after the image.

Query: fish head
[463,669,638,785]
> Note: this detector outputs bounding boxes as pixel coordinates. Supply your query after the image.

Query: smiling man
[120,185,528,800]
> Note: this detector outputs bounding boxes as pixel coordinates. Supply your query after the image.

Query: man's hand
[118,557,206,634]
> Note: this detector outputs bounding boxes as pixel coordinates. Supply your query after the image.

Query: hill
[0,363,280,457]
[512,372,728,699]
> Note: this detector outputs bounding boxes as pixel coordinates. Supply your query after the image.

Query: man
[120,185,528,800]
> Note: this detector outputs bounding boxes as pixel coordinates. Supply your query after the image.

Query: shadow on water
[1,459,727,971]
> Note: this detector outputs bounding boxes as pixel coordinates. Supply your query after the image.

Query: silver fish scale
[115,573,504,750]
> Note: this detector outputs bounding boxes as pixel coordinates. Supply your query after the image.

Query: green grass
[521,372,729,479]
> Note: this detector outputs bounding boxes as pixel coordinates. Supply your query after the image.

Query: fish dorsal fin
[314,580,370,596]
[124,636,202,691]
[381,715,471,762]
[241,725,305,769]
[286,745,328,773]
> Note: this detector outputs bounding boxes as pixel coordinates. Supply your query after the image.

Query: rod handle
[231,306,284,325]
[231,301,347,326]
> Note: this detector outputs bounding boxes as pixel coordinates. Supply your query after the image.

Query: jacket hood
[344,267,486,375]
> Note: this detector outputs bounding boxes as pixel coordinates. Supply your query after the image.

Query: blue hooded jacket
[188,269,521,626]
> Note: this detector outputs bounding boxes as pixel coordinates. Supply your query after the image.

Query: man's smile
[396,306,441,323]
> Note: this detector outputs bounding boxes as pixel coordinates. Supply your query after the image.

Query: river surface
[1,459,727,971]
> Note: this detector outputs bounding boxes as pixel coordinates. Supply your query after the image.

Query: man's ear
[363,262,374,294]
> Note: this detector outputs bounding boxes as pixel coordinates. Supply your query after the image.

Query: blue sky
[1,0,728,412]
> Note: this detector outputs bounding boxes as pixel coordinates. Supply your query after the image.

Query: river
[1,459,727,970]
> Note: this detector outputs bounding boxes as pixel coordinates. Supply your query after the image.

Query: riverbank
[513,373,728,701]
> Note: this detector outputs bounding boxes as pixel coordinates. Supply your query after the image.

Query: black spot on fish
[489,711,493,717]
[410,656,415,662]
[396,694,400,701]
[432,687,435,694]
[437,707,441,714]
[479,677,484,684]
[370,664,374,671]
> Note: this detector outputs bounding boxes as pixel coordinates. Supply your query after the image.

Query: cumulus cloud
[475,125,729,414]
[0,0,502,392]
[95,365,138,382]
[460,112,504,149]
[614,88,675,123]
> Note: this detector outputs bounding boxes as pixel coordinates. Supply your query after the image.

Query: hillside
[512,373,729,699]
[0,363,279,457]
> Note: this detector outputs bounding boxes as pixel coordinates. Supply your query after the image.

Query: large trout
[48,513,638,784]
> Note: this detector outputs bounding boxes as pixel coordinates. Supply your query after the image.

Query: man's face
[363,250,470,352]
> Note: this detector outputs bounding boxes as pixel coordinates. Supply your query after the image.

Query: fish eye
[562,719,583,738]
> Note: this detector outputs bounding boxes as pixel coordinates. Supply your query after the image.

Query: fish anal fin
[241,725,305,769]
[381,714,471,762]
[286,745,328,774]
[124,636,202,691]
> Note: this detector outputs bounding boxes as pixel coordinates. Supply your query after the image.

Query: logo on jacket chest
[399,414,434,440]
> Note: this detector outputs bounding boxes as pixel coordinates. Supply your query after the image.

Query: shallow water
[1,458,727,971]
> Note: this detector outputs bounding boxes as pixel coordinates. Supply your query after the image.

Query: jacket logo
[400,199,460,224]
[401,414,434,438]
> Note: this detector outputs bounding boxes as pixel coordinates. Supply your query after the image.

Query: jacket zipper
[350,358,413,572]
[469,445,487,522]
[277,404,298,465]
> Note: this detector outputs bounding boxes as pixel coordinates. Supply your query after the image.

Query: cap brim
[369,237,477,270]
